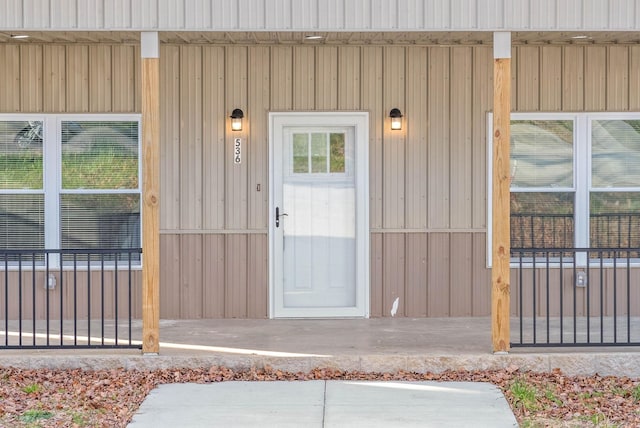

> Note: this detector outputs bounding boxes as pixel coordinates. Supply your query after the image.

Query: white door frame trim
[268,112,370,318]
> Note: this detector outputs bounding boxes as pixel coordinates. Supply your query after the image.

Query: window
[291,132,348,175]
[0,115,141,266]
[488,113,640,264]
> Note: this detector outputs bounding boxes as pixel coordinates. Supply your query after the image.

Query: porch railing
[0,248,142,350]
[511,213,640,250]
[511,247,640,347]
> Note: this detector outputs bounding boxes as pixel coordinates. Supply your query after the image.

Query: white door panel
[270,113,369,318]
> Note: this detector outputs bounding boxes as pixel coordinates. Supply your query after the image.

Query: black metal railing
[0,248,142,350]
[511,247,640,347]
[511,213,640,250]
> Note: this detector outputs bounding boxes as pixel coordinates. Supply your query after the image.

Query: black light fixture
[230,109,244,131]
[389,108,403,130]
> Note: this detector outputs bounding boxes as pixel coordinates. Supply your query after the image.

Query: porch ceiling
[2,30,640,45]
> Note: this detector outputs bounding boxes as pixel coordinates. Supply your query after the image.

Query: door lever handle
[275,207,288,228]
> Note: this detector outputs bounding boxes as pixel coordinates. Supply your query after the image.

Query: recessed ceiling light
[304,35,323,40]
[10,34,29,39]
[571,35,589,39]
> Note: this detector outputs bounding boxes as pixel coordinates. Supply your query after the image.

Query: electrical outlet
[576,271,587,288]
[45,274,56,290]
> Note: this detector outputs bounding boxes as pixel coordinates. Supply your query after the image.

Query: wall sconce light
[389,108,403,130]
[230,109,244,131]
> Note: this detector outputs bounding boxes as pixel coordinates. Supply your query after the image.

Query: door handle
[275,206,288,228]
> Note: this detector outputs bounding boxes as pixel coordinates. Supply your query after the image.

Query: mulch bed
[0,366,638,427]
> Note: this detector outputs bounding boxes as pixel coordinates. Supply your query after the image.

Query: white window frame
[487,112,640,268]
[0,113,142,270]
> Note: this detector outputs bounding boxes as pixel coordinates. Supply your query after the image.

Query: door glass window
[330,133,346,173]
[292,133,309,173]
[291,132,347,175]
[311,133,327,173]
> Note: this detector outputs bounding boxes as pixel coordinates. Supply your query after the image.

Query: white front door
[270,113,369,318]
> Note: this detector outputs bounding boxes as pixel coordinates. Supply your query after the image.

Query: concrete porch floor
[1,317,639,377]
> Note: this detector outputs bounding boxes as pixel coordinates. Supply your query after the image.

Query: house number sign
[234,138,242,164]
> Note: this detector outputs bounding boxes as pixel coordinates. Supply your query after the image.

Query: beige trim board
[160,229,268,235]
[370,228,487,234]
[161,229,487,235]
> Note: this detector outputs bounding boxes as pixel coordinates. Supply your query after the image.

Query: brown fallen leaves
[0,365,638,427]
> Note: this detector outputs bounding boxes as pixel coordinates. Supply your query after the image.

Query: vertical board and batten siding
[0,271,142,321]
[5,0,640,31]
[154,43,639,318]
[2,42,640,318]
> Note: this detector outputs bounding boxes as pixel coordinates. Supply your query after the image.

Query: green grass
[20,409,53,423]
[71,412,87,426]
[61,152,138,189]
[544,387,563,407]
[21,383,41,394]
[632,385,640,402]
[0,154,43,189]
[1,152,138,191]
[510,378,539,412]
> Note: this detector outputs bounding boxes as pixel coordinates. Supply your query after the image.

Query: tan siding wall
[160,45,182,230]
[2,43,640,319]
[510,267,640,318]
[20,45,43,112]
[383,47,406,229]
[631,47,640,110]
[248,46,270,231]
[427,47,450,229]
[0,271,142,320]
[405,47,428,230]
[202,46,226,230]
[43,45,66,112]
[0,45,20,112]
[362,47,384,230]
[540,46,562,111]
[471,46,493,229]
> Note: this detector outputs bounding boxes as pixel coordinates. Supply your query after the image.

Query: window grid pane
[292,133,309,174]
[329,133,346,173]
[591,120,640,188]
[0,194,45,252]
[590,192,640,249]
[60,194,140,250]
[510,192,575,249]
[61,121,139,190]
[310,133,327,173]
[510,120,573,188]
[0,121,43,190]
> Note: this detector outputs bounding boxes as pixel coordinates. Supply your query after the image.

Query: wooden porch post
[141,32,160,354]
[492,32,511,353]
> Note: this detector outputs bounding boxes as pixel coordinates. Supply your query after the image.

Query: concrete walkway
[127,380,518,428]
